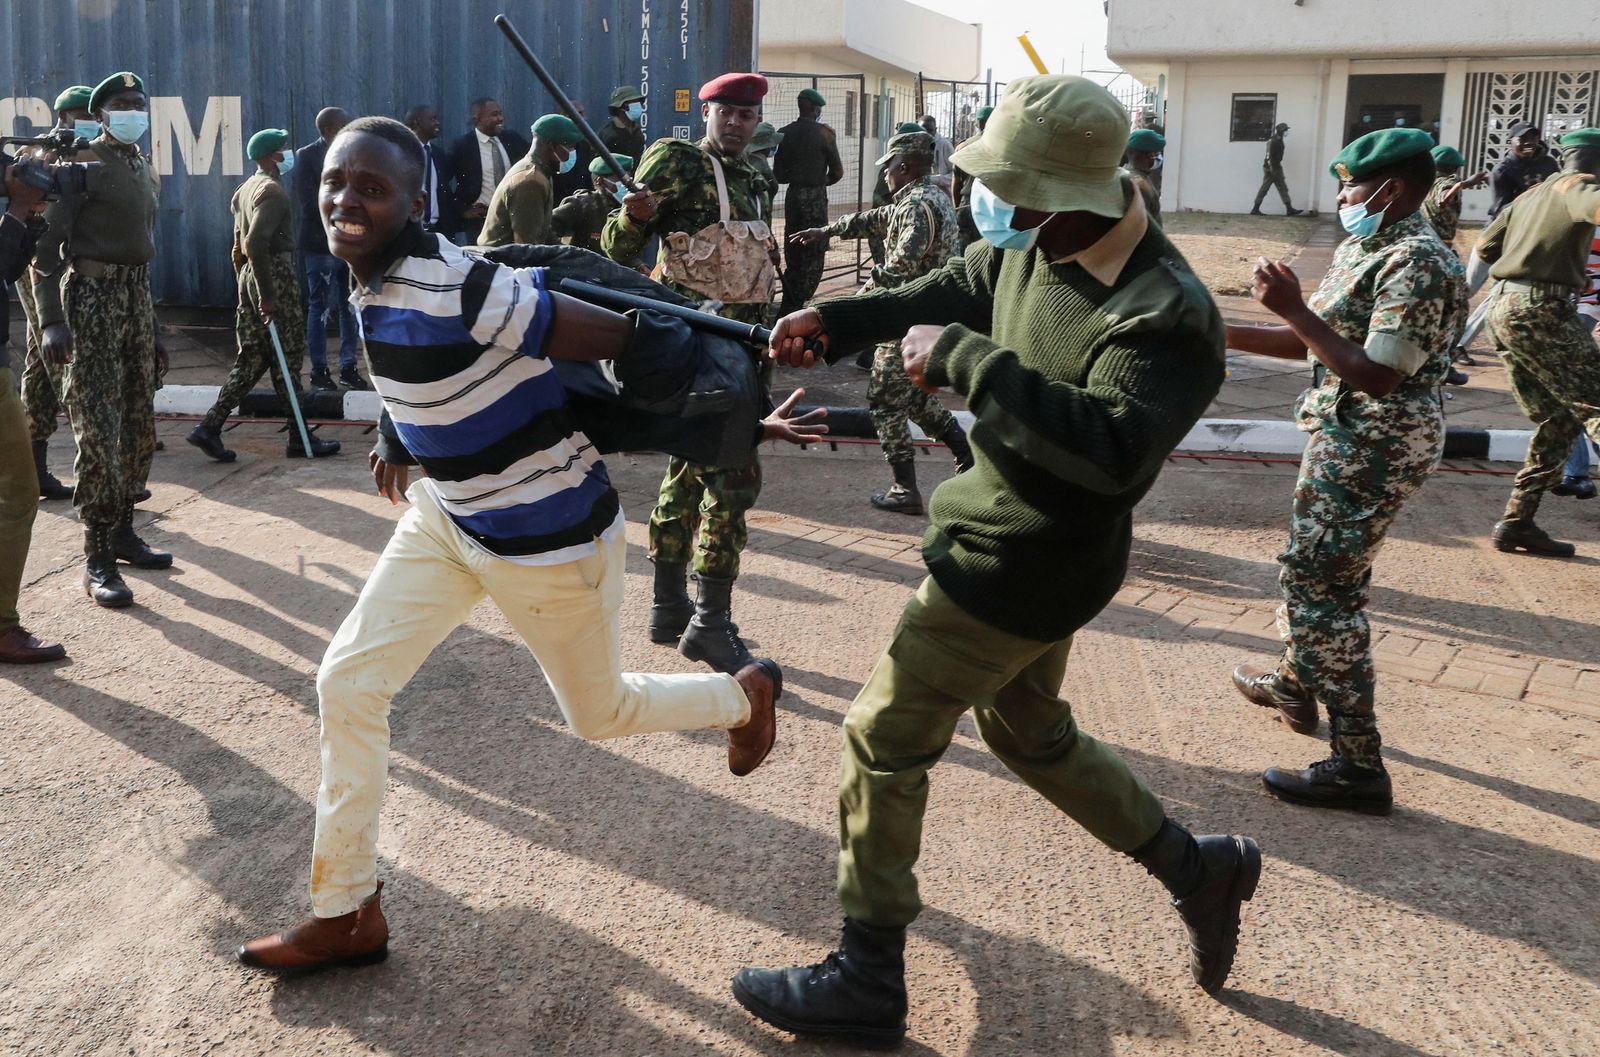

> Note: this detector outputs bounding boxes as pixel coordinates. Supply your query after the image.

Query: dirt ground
[1161,214,1329,296]
[3,422,1597,1057]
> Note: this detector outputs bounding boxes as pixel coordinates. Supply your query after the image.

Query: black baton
[557,279,828,361]
[494,14,641,193]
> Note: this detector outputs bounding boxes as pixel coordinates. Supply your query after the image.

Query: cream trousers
[310,484,747,916]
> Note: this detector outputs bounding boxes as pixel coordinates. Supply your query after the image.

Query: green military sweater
[231,170,294,300]
[817,224,1225,641]
[32,136,159,327]
[1479,170,1600,289]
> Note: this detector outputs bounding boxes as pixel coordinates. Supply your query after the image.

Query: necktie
[490,137,506,187]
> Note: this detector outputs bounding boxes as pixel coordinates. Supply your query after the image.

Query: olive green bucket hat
[949,74,1130,218]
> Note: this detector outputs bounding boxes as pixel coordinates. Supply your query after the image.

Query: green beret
[531,114,583,146]
[1430,145,1465,168]
[246,128,290,161]
[89,71,145,113]
[1328,127,1435,182]
[874,130,934,166]
[1559,127,1600,148]
[54,85,93,113]
[590,154,633,176]
[609,85,645,109]
[748,122,782,154]
[895,121,922,135]
[798,88,827,108]
[975,106,994,121]
[1126,128,1166,153]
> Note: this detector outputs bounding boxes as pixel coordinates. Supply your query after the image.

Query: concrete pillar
[1162,62,1186,213]
[1313,58,1351,213]
[1440,59,1469,150]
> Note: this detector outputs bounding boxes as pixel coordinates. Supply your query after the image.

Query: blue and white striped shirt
[352,226,620,563]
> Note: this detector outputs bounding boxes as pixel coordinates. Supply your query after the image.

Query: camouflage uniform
[16,270,68,442]
[32,137,161,527]
[204,171,304,430]
[551,188,618,255]
[824,174,963,462]
[1421,175,1464,245]
[602,138,775,578]
[1274,210,1466,767]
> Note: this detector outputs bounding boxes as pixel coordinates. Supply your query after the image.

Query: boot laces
[805,950,846,985]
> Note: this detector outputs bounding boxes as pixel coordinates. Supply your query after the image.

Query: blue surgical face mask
[970,180,1043,253]
[610,181,629,205]
[557,146,577,175]
[73,119,102,141]
[1338,179,1391,238]
[105,110,149,145]
[625,102,644,122]
[275,151,295,178]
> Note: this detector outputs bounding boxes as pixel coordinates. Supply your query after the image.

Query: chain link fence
[917,79,1006,146]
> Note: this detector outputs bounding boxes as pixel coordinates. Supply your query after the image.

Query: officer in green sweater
[733,75,1259,1047]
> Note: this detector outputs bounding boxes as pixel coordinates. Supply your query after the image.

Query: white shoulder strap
[702,147,733,226]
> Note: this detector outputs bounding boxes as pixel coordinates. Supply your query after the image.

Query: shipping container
[1,0,757,306]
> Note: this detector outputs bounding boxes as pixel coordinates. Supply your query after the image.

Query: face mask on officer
[1338,179,1392,238]
[625,102,644,123]
[104,110,149,145]
[557,145,577,175]
[970,180,1045,253]
[74,119,102,141]
[275,150,295,178]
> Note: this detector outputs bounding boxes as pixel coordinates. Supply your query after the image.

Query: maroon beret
[700,72,767,107]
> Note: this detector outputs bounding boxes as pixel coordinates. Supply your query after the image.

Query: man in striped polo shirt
[238,117,782,973]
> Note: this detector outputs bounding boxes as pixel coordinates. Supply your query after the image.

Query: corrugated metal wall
[0,0,756,306]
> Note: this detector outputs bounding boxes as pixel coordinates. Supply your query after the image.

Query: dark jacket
[444,129,531,225]
[1489,151,1559,218]
[773,118,844,188]
[292,138,331,255]
[375,244,765,470]
[0,213,38,371]
[420,140,457,233]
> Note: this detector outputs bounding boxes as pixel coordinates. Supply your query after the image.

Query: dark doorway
[1343,73,1446,145]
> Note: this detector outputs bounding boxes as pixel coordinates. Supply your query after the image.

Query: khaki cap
[948,74,1129,218]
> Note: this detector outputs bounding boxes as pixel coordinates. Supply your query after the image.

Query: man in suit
[405,104,451,234]
[293,106,368,390]
[446,97,530,245]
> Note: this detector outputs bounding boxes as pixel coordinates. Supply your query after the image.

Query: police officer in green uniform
[20,84,97,502]
[599,86,646,164]
[789,131,974,513]
[479,115,583,248]
[774,88,845,315]
[1473,127,1600,556]
[1251,122,1303,216]
[602,72,780,675]
[187,129,339,463]
[733,76,1258,1046]
[1124,127,1165,219]
[551,154,633,255]
[1225,128,1467,815]
[33,72,171,608]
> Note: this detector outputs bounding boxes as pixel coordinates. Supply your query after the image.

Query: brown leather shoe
[728,660,782,776]
[1232,664,1319,735]
[0,626,67,664]
[237,881,389,972]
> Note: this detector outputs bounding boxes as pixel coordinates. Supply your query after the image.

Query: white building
[1107,1,1600,220]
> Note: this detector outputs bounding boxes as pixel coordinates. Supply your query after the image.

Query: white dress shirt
[476,129,510,208]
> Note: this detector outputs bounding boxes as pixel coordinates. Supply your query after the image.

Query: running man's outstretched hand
[761,388,829,445]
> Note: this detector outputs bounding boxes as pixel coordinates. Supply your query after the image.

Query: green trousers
[837,577,1167,928]
[0,368,40,633]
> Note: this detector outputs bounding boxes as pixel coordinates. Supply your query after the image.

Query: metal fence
[917,78,1006,146]
[759,72,868,286]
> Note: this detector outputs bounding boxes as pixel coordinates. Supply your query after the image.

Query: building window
[1230,93,1277,141]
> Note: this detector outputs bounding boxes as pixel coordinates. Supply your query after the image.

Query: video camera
[0,129,100,200]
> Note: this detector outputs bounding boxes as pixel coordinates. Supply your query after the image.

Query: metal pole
[267,321,315,458]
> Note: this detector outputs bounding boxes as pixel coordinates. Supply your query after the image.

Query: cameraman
[31,71,170,609]
[19,84,97,502]
[0,158,67,662]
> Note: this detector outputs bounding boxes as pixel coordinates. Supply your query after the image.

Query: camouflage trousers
[1274,387,1440,768]
[1487,287,1600,520]
[648,456,762,579]
[61,265,157,526]
[204,253,307,430]
[780,185,831,316]
[16,271,69,442]
[870,341,958,463]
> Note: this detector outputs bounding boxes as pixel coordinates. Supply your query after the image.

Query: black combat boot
[648,558,693,644]
[1491,518,1575,557]
[112,503,172,569]
[32,440,72,500]
[679,574,754,674]
[186,422,237,463]
[287,426,341,458]
[1262,755,1392,815]
[82,525,134,608]
[1129,819,1262,995]
[870,458,922,515]
[732,918,908,1048]
[1231,663,1319,734]
[938,422,975,473]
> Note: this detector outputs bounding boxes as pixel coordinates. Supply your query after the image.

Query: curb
[153,385,1535,463]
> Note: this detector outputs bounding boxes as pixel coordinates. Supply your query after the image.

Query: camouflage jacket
[552,188,618,254]
[1422,175,1464,245]
[601,137,775,324]
[1298,210,1467,504]
[824,176,958,292]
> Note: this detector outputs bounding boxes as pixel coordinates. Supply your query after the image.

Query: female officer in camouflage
[1225,128,1467,816]
[188,128,339,463]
